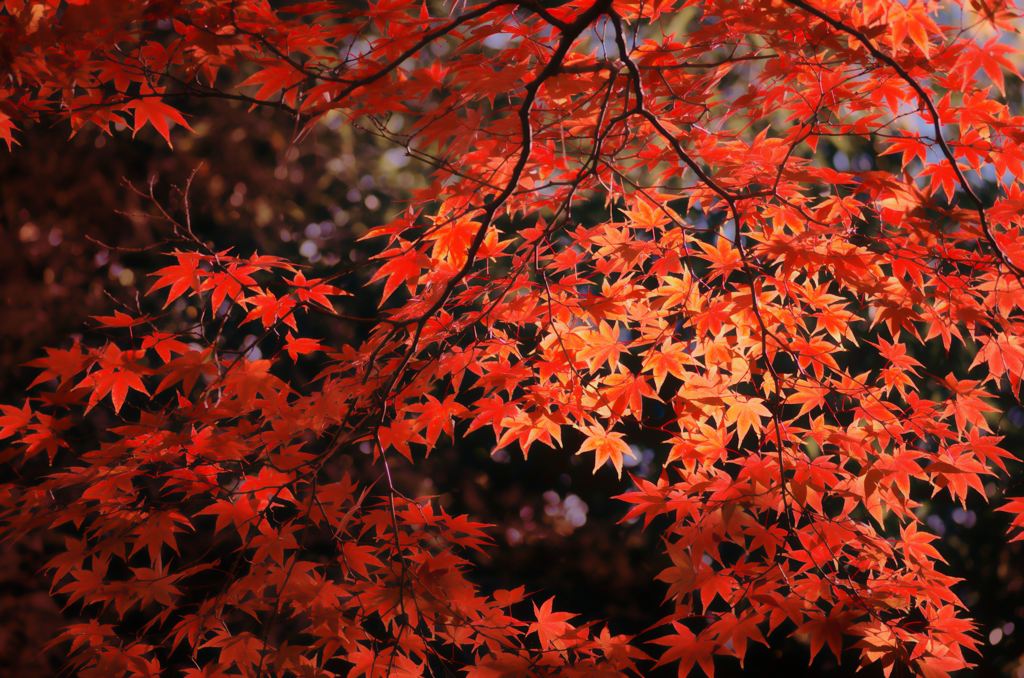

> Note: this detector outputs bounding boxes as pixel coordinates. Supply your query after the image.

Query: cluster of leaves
[4,0,1024,675]
[1,249,647,677]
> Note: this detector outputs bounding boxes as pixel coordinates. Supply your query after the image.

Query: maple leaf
[284,332,325,360]
[900,522,945,566]
[341,542,384,578]
[125,98,194,148]
[238,64,306,105]
[652,623,716,677]
[76,345,149,413]
[51,620,118,657]
[239,467,296,511]
[945,376,997,432]
[698,236,743,281]
[203,631,266,675]
[600,371,659,420]
[492,586,527,607]
[724,395,771,442]
[528,598,577,651]
[617,474,682,529]
[242,290,297,330]
[198,497,259,537]
[797,607,853,665]
[879,134,928,170]
[642,339,691,390]
[997,497,1024,541]
[25,341,90,388]
[425,215,482,267]
[149,252,204,307]
[369,246,428,304]
[707,612,766,665]
[378,417,419,461]
[290,271,351,309]
[154,347,216,395]
[140,332,190,363]
[0,111,18,150]
[406,394,468,451]
[130,511,192,563]
[0,402,32,439]
[577,424,635,478]
[91,311,153,335]
[578,321,626,371]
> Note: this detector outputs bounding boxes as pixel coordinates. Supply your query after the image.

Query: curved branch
[784,0,1024,279]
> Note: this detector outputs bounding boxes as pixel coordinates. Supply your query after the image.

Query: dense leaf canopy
[3,0,1024,675]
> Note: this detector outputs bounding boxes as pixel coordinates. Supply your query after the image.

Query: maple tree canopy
[3,0,1024,675]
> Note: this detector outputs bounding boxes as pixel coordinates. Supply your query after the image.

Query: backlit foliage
[2,0,1024,675]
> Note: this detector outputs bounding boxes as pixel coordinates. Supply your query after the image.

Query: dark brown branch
[784,0,1024,279]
